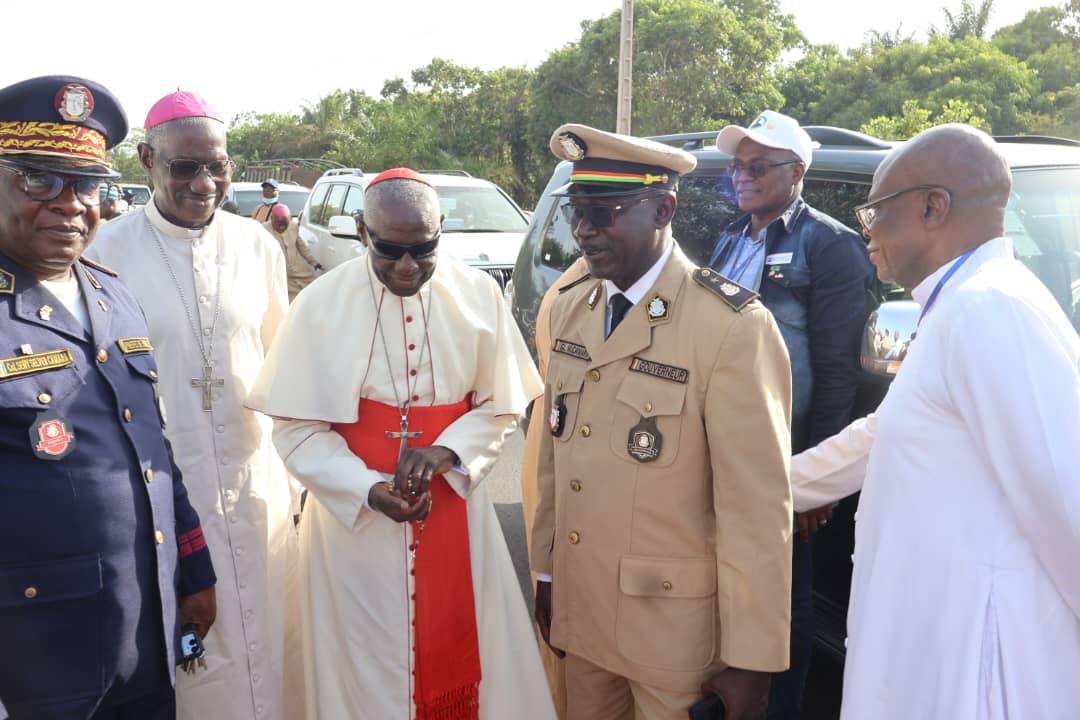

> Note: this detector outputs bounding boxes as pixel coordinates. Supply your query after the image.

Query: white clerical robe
[88,199,300,720]
[246,253,557,720]
[790,237,1080,719]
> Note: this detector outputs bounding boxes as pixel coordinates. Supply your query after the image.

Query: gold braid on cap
[0,121,108,164]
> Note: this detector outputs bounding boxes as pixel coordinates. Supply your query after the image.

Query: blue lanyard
[918,248,976,325]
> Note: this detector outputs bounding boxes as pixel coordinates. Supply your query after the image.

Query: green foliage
[105,127,147,183]
[860,98,988,139]
[933,0,996,40]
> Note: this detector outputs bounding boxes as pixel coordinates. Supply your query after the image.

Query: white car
[228,181,311,218]
[298,169,528,290]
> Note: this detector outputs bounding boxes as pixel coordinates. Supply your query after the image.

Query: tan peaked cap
[549,123,697,175]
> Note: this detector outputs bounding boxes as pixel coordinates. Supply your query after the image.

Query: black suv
[510,127,1080,661]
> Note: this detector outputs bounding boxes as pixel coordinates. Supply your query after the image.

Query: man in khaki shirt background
[531,124,794,720]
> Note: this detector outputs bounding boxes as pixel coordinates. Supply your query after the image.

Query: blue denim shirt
[709,198,873,452]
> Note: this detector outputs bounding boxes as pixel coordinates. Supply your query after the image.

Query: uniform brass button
[644,401,653,413]
[580,425,591,438]
[123,408,132,422]
[154,530,165,545]
[557,381,564,391]
[24,586,38,599]
[37,392,51,404]
[589,369,601,382]
[145,468,154,483]
[662,581,673,591]
[96,348,108,363]
[570,480,582,492]
[568,531,580,545]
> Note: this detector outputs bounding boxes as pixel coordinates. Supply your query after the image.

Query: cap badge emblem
[55,84,95,122]
[749,114,768,129]
[642,173,669,186]
[558,132,587,161]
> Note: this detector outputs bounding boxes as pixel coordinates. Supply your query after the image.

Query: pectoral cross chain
[191,365,224,411]
[386,415,423,460]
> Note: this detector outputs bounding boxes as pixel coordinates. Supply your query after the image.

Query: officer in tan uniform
[531,124,794,720]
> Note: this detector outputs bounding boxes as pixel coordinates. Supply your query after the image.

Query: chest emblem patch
[549,395,567,437]
[30,412,77,460]
[646,294,670,322]
[627,415,662,463]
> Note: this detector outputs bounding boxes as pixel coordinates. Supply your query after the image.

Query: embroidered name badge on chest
[628,357,689,384]
[0,349,75,379]
[117,337,154,354]
[552,339,591,362]
[29,411,77,461]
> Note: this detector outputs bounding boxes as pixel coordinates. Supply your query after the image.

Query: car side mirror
[861,299,920,379]
[328,215,359,239]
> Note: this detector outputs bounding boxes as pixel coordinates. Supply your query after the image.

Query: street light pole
[616,0,633,134]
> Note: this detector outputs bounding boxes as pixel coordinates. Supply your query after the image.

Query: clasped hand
[367,445,458,523]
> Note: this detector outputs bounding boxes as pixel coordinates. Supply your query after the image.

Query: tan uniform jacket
[530,247,794,693]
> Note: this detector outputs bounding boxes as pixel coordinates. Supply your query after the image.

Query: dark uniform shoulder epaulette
[0,267,13,295]
[78,255,119,277]
[557,272,593,294]
[692,267,758,312]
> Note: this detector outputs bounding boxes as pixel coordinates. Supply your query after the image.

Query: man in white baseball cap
[709,110,874,719]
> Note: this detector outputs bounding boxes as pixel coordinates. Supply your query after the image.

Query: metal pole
[616,0,633,134]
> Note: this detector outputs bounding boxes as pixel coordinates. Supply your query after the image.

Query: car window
[1010,167,1080,332]
[437,186,527,233]
[342,185,364,218]
[538,197,579,272]
[121,186,150,205]
[309,183,348,226]
[276,189,310,216]
[802,178,869,236]
[306,183,330,224]
[671,174,741,266]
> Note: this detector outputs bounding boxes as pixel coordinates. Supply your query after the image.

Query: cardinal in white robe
[87,91,300,720]
[790,124,1080,719]
[247,168,556,720]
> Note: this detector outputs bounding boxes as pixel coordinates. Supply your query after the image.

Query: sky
[0,0,1039,129]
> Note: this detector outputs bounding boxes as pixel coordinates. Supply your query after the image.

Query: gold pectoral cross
[385,414,422,460]
[191,365,224,411]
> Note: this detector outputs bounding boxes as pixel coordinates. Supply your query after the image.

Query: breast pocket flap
[0,554,103,609]
[619,555,716,599]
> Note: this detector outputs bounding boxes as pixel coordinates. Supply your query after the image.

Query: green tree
[860,98,988,139]
[934,0,996,40]
[105,127,147,183]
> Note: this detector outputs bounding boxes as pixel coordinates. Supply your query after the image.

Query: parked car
[298,169,529,290]
[509,127,1080,662]
[228,181,310,218]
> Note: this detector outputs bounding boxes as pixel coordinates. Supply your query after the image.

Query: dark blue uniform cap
[0,75,128,178]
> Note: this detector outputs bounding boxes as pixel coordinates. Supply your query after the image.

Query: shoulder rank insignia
[557,272,592,294]
[552,339,591,362]
[78,255,119,277]
[646,294,670,322]
[0,268,13,295]
[693,268,758,312]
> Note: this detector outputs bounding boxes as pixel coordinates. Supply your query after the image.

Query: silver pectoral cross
[191,365,224,411]
[385,415,422,460]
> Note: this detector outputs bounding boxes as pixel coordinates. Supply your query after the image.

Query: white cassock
[791,237,1080,719]
[246,253,558,720]
[88,200,300,720]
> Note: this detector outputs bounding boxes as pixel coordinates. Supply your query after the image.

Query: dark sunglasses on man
[726,159,802,179]
[0,160,104,205]
[365,225,441,261]
[560,193,656,229]
[151,151,234,181]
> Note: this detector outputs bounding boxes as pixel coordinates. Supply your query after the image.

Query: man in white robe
[247,168,557,720]
[88,91,299,720]
[790,124,1080,719]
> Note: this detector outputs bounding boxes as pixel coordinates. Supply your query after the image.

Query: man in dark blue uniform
[711,111,874,720]
[0,76,216,719]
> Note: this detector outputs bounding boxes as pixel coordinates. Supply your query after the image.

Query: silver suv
[298,169,529,290]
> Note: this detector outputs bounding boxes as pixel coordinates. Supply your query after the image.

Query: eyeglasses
[154,153,234,181]
[559,194,655,229]
[366,227,441,261]
[726,160,802,179]
[0,162,104,205]
[853,185,951,231]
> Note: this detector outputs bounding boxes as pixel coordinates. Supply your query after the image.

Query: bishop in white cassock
[247,169,556,720]
[87,92,300,720]
[790,125,1080,719]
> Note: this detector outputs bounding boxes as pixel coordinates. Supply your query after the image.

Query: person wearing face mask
[251,178,280,223]
[87,90,299,720]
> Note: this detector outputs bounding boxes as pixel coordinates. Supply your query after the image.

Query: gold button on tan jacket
[530,247,794,693]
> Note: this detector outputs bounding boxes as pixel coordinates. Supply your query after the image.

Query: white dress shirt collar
[602,242,674,307]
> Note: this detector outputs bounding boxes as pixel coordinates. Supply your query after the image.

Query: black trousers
[767,527,815,720]
[90,685,175,720]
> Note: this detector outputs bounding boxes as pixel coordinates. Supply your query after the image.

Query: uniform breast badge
[646,294,670,322]
[627,415,662,463]
[38,305,53,321]
[0,268,14,294]
[29,411,76,460]
[550,395,568,437]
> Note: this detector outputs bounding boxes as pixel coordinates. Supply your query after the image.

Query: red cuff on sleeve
[178,526,208,558]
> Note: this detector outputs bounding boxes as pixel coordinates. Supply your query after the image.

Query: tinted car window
[671,174,741,266]
[802,179,869,236]
[310,183,347,226]
[234,188,309,217]
[342,185,364,218]
[539,198,578,273]
[438,186,527,232]
[306,183,330,223]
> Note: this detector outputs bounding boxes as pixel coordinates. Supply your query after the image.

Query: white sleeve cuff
[535,573,552,583]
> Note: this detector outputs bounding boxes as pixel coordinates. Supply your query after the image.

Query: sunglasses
[853,185,952,231]
[366,227,440,261]
[157,155,234,181]
[560,194,656,229]
[0,162,104,205]
[726,160,801,179]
